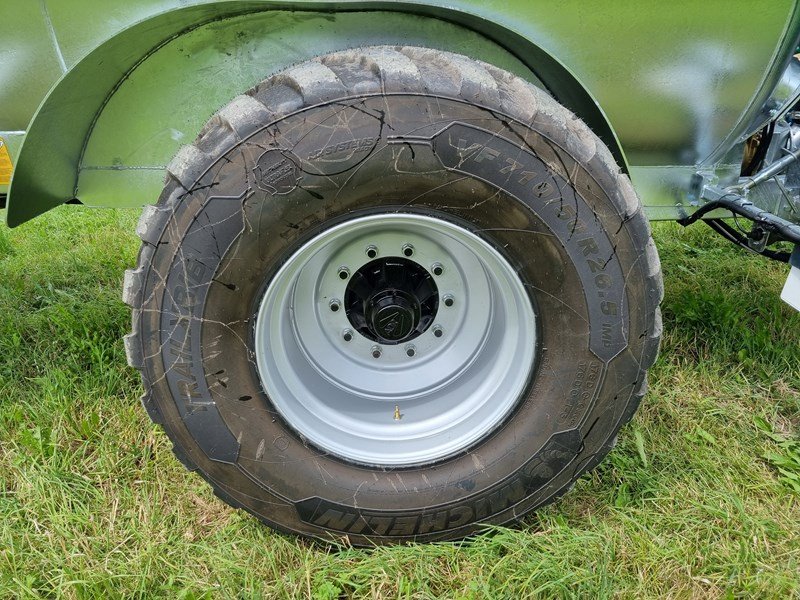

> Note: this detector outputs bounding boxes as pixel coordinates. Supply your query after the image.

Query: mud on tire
[122,46,662,545]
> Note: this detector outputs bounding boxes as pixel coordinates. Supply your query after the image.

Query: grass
[0,207,798,598]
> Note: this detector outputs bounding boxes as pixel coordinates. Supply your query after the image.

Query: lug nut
[338,267,350,280]
[366,245,378,259]
[433,325,444,338]
[402,243,414,257]
[342,329,353,342]
[405,344,416,358]
[329,299,341,312]
[431,262,444,276]
[371,345,382,359]
[443,295,454,307]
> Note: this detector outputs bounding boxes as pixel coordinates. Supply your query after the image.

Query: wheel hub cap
[346,257,438,344]
[367,290,417,341]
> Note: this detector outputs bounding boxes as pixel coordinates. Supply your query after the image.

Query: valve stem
[394,405,402,420]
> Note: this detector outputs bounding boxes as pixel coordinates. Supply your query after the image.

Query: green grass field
[0,207,798,599]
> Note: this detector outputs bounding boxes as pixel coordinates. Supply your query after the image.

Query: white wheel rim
[254,213,537,466]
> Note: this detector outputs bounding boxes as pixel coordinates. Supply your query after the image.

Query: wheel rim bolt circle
[328,235,455,356]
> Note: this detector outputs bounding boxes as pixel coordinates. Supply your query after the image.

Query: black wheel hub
[344,257,439,344]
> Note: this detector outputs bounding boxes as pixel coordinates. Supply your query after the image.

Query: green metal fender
[6,2,626,227]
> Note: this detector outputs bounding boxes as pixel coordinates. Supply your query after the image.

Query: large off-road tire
[122,46,662,545]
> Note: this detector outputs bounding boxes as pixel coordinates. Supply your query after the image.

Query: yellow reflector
[0,138,12,185]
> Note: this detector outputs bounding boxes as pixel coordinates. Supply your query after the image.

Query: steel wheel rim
[254,213,537,466]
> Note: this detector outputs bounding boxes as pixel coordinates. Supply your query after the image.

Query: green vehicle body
[2,1,800,227]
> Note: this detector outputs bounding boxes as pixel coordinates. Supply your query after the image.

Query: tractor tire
[122,46,662,545]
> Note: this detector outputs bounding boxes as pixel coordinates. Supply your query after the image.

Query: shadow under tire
[122,46,662,545]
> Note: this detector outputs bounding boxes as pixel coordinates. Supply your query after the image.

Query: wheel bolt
[431,262,444,276]
[433,325,444,338]
[338,267,350,280]
[371,345,382,359]
[405,344,416,358]
[342,329,353,342]
[443,295,454,307]
[329,299,341,312]
[366,245,378,259]
[402,243,414,257]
